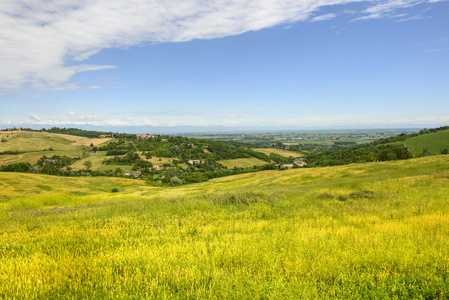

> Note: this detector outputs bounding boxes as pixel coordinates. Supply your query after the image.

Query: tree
[172,145,180,155]
[422,148,433,157]
[83,160,93,170]
[170,176,182,186]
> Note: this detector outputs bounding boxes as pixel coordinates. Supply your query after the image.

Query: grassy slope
[69,151,108,170]
[253,148,302,157]
[398,129,449,155]
[218,157,268,168]
[0,172,153,199]
[0,131,111,165]
[1,156,449,298]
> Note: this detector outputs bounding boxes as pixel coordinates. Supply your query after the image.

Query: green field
[69,152,109,170]
[68,152,138,172]
[1,156,449,298]
[399,129,449,155]
[218,157,268,168]
[253,148,302,157]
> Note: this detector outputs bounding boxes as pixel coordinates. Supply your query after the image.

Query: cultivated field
[1,156,448,298]
[400,129,449,155]
[218,157,268,168]
[253,147,302,157]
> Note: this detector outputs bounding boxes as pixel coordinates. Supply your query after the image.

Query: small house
[124,171,141,177]
[187,159,205,165]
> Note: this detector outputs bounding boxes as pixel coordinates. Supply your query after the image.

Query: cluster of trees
[305,143,414,166]
[43,127,136,139]
[44,127,114,138]
[0,151,25,155]
[103,151,141,165]
[103,135,273,163]
[1,155,77,175]
[147,162,278,186]
[0,162,30,172]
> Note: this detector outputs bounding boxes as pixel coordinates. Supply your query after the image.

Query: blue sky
[1,0,448,132]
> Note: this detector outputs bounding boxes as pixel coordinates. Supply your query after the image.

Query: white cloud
[14,109,449,128]
[424,47,449,52]
[311,13,337,22]
[0,0,439,91]
[353,0,430,21]
[395,14,431,22]
[29,113,41,121]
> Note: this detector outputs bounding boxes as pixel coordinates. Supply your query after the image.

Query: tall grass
[0,157,448,298]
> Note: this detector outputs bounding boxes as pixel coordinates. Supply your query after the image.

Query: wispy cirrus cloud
[352,0,438,21]
[395,14,432,22]
[311,13,337,22]
[0,0,441,92]
[424,47,449,52]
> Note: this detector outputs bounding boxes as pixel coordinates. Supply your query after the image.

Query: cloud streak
[10,110,449,129]
[0,0,439,91]
[311,13,337,22]
[352,0,434,21]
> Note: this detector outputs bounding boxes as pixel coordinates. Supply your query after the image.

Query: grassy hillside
[0,171,153,200]
[0,131,111,165]
[399,128,449,155]
[218,157,269,168]
[0,130,109,151]
[1,156,449,298]
[253,148,302,157]
[68,151,108,170]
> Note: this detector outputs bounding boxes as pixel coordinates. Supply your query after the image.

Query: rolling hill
[0,155,448,298]
[399,128,449,155]
[0,130,111,165]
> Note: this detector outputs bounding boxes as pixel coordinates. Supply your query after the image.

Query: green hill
[305,126,449,166]
[1,156,448,299]
[398,128,449,155]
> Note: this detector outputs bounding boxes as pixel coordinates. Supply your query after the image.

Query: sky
[1,0,448,133]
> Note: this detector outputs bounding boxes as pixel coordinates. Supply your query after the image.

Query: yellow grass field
[253,147,302,157]
[218,157,268,168]
[0,131,111,165]
[1,154,449,298]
